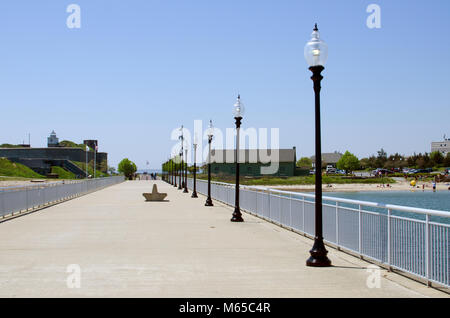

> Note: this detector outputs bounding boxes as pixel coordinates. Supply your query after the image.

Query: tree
[359,158,370,170]
[416,157,426,169]
[444,153,450,167]
[384,153,406,170]
[375,148,387,168]
[118,158,137,180]
[296,157,312,168]
[336,151,360,174]
[430,151,444,166]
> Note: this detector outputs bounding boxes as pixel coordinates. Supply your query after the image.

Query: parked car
[309,169,316,175]
[326,168,337,174]
[371,168,394,176]
[326,165,335,172]
[410,168,433,174]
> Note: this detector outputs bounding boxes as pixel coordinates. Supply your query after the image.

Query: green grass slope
[0,158,45,178]
[51,166,76,179]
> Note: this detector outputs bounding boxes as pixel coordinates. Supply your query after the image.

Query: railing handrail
[0,176,124,192]
[195,178,450,218]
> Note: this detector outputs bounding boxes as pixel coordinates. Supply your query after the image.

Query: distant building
[208,147,297,177]
[431,135,450,156]
[0,132,107,177]
[310,152,343,168]
[47,130,59,147]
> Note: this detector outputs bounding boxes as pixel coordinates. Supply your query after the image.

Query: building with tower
[47,130,59,147]
[431,135,450,156]
[0,131,108,178]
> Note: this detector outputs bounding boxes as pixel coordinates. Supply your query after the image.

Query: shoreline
[266,180,450,193]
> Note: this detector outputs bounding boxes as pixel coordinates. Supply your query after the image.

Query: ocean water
[320,191,450,225]
[285,190,450,225]
[324,191,450,212]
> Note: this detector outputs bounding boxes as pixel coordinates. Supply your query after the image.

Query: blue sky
[0,0,449,169]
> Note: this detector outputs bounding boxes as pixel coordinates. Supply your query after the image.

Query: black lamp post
[305,24,331,267]
[178,126,184,190]
[205,120,214,207]
[170,159,173,185]
[170,158,173,185]
[183,148,189,193]
[231,95,244,222]
[191,137,198,198]
[174,157,177,187]
[178,150,183,190]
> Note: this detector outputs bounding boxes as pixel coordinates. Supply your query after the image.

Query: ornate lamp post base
[183,187,188,193]
[191,191,198,198]
[306,238,331,267]
[205,197,213,206]
[230,208,243,222]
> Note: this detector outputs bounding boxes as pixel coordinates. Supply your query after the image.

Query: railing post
[387,208,391,270]
[278,192,281,224]
[425,213,431,286]
[289,193,292,228]
[359,204,362,256]
[255,190,258,215]
[302,196,305,234]
[336,202,339,248]
[26,187,29,212]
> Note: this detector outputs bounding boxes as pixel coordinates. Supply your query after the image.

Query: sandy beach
[268,179,450,193]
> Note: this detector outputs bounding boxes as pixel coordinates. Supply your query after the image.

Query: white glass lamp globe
[233,94,245,118]
[304,24,328,67]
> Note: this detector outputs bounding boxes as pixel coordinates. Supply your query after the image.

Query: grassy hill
[58,140,88,149]
[51,166,76,179]
[0,158,45,178]
[0,143,24,148]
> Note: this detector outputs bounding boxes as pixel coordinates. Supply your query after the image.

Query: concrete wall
[0,148,107,171]
[10,158,87,177]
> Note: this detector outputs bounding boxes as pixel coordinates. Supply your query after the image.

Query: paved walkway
[0,181,447,297]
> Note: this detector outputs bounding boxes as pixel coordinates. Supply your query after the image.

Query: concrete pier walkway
[0,180,447,297]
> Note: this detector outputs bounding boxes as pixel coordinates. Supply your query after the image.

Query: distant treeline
[297,148,450,171]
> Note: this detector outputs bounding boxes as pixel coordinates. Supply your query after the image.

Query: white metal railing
[0,176,124,218]
[187,178,450,288]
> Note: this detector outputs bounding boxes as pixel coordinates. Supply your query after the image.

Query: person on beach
[432,181,436,192]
